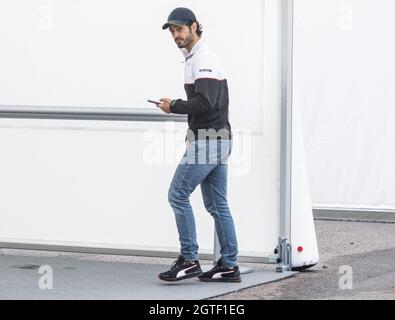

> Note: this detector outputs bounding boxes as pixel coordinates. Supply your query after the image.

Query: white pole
[213,229,220,264]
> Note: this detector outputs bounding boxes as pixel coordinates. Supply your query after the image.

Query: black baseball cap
[162,7,197,30]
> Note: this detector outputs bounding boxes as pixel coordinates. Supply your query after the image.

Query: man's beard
[176,33,193,49]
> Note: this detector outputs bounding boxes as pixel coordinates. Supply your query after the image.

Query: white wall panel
[294,0,395,210]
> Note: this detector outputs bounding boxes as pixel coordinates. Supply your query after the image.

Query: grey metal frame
[0,105,187,122]
[0,242,276,264]
[277,0,294,272]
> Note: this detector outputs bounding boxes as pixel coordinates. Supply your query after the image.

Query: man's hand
[158,98,172,114]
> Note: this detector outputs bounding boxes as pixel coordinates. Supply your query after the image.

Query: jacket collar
[181,39,204,61]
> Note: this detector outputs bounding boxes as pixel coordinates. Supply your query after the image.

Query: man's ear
[191,22,197,34]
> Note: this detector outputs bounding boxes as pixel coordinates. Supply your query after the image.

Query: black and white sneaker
[158,255,202,282]
[198,258,241,283]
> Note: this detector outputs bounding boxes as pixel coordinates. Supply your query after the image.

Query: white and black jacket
[170,40,232,140]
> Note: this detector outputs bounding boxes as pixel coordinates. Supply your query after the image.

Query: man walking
[157,7,240,283]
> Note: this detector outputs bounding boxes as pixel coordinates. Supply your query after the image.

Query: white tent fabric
[293,0,395,211]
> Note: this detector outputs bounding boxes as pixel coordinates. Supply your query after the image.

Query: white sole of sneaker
[198,277,241,283]
[158,270,202,282]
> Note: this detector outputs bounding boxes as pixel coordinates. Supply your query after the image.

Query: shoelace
[212,259,225,271]
[170,255,185,270]
[213,258,234,271]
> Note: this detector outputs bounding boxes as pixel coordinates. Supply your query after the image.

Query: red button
[297,246,303,252]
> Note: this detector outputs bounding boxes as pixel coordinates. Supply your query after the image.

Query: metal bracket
[275,237,292,272]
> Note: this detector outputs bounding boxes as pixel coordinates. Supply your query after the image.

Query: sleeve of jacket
[170,53,221,115]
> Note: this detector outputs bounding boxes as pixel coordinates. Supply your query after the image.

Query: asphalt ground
[213,219,395,300]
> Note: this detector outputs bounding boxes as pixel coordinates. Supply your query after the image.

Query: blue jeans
[168,139,238,268]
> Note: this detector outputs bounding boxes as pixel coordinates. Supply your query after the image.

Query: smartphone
[147,99,161,105]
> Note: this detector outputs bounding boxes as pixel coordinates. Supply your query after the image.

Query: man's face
[169,24,193,49]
